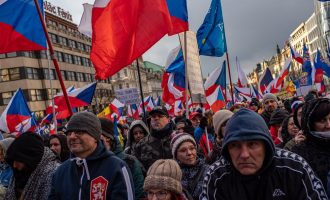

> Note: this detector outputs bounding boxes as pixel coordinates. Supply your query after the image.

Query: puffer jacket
[201,109,327,200]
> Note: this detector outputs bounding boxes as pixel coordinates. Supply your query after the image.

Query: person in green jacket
[99,118,145,199]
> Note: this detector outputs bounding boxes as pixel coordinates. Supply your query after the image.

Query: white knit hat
[170,133,196,159]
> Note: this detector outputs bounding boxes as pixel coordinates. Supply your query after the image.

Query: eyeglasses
[66,131,87,137]
[147,191,169,199]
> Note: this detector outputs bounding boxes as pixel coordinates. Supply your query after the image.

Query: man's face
[264,99,278,113]
[228,140,266,175]
[191,116,201,128]
[67,131,98,158]
[49,137,61,156]
[150,113,169,130]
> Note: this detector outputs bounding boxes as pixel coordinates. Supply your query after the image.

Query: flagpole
[46,50,57,134]
[33,0,73,116]
[225,52,234,102]
[136,60,147,121]
[184,32,189,119]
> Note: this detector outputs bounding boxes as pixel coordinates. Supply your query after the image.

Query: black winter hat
[99,118,115,139]
[5,132,44,171]
[66,112,102,140]
[269,109,289,125]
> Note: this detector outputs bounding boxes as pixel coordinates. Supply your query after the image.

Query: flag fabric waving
[236,57,250,88]
[127,104,139,119]
[258,67,273,94]
[196,0,227,57]
[0,0,47,53]
[46,82,97,114]
[314,49,325,84]
[204,61,226,112]
[266,58,292,93]
[0,89,37,133]
[289,45,303,64]
[302,44,313,78]
[84,0,188,80]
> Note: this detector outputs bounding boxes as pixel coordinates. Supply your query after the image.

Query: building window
[76,72,84,82]
[117,73,120,78]
[50,33,58,44]
[124,69,128,77]
[66,71,76,81]
[47,89,59,100]
[26,68,40,79]
[6,52,17,58]
[43,69,56,80]
[119,84,123,89]
[84,73,91,82]
[56,51,63,62]
[0,69,9,82]
[60,70,66,80]
[68,39,77,49]
[63,53,73,64]
[58,36,68,46]
[9,68,21,80]
[30,89,44,101]
[126,83,129,88]
[2,92,13,105]
[73,55,82,65]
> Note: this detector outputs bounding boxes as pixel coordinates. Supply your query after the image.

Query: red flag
[90,0,174,80]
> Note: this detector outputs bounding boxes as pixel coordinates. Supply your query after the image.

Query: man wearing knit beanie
[5,132,59,199]
[50,112,135,200]
[261,93,279,127]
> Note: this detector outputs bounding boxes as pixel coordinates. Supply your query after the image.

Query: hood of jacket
[301,98,330,148]
[222,108,275,174]
[127,120,150,147]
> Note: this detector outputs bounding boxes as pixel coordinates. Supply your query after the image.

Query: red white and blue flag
[0,89,37,133]
[78,0,188,79]
[236,57,250,88]
[266,58,292,93]
[290,45,303,64]
[110,98,124,119]
[127,104,139,119]
[139,96,155,112]
[162,46,186,105]
[258,67,273,94]
[314,49,325,84]
[0,0,46,53]
[46,82,97,114]
[204,61,226,112]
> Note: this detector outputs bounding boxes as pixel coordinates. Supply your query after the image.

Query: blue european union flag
[196,0,227,57]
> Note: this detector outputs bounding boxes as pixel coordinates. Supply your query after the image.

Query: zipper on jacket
[79,168,85,200]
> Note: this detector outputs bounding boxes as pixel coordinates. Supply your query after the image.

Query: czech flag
[0,0,46,53]
[204,61,226,112]
[258,67,273,94]
[46,82,97,114]
[290,45,303,64]
[127,104,139,119]
[0,89,37,133]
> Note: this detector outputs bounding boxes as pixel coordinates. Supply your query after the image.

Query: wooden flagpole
[226,52,234,103]
[33,0,73,116]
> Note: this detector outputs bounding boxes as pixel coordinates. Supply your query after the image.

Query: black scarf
[150,121,174,139]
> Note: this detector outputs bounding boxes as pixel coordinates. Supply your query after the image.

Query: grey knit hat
[170,133,196,159]
[262,93,278,104]
[144,159,182,194]
[212,110,233,136]
[66,112,102,140]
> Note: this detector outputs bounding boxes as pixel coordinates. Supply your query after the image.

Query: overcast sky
[48,0,314,80]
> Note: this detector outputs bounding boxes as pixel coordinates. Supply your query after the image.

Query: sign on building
[179,31,206,103]
[115,88,140,105]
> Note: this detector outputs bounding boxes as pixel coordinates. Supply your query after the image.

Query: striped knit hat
[170,133,196,159]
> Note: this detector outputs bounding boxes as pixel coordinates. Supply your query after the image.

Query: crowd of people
[0,89,329,199]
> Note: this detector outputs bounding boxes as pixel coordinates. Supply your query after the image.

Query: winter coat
[113,139,145,199]
[133,121,174,170]
[260,110,272,127]
[291,98,330,188]
[179,157,208,200]
[125,120,149,155]
[201,109,327,200]
[0,164,12,188]
[5,148,59,200]
[49,141,135,200]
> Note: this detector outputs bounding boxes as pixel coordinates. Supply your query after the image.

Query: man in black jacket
[260,93,278,127]
[200,109,327,200]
